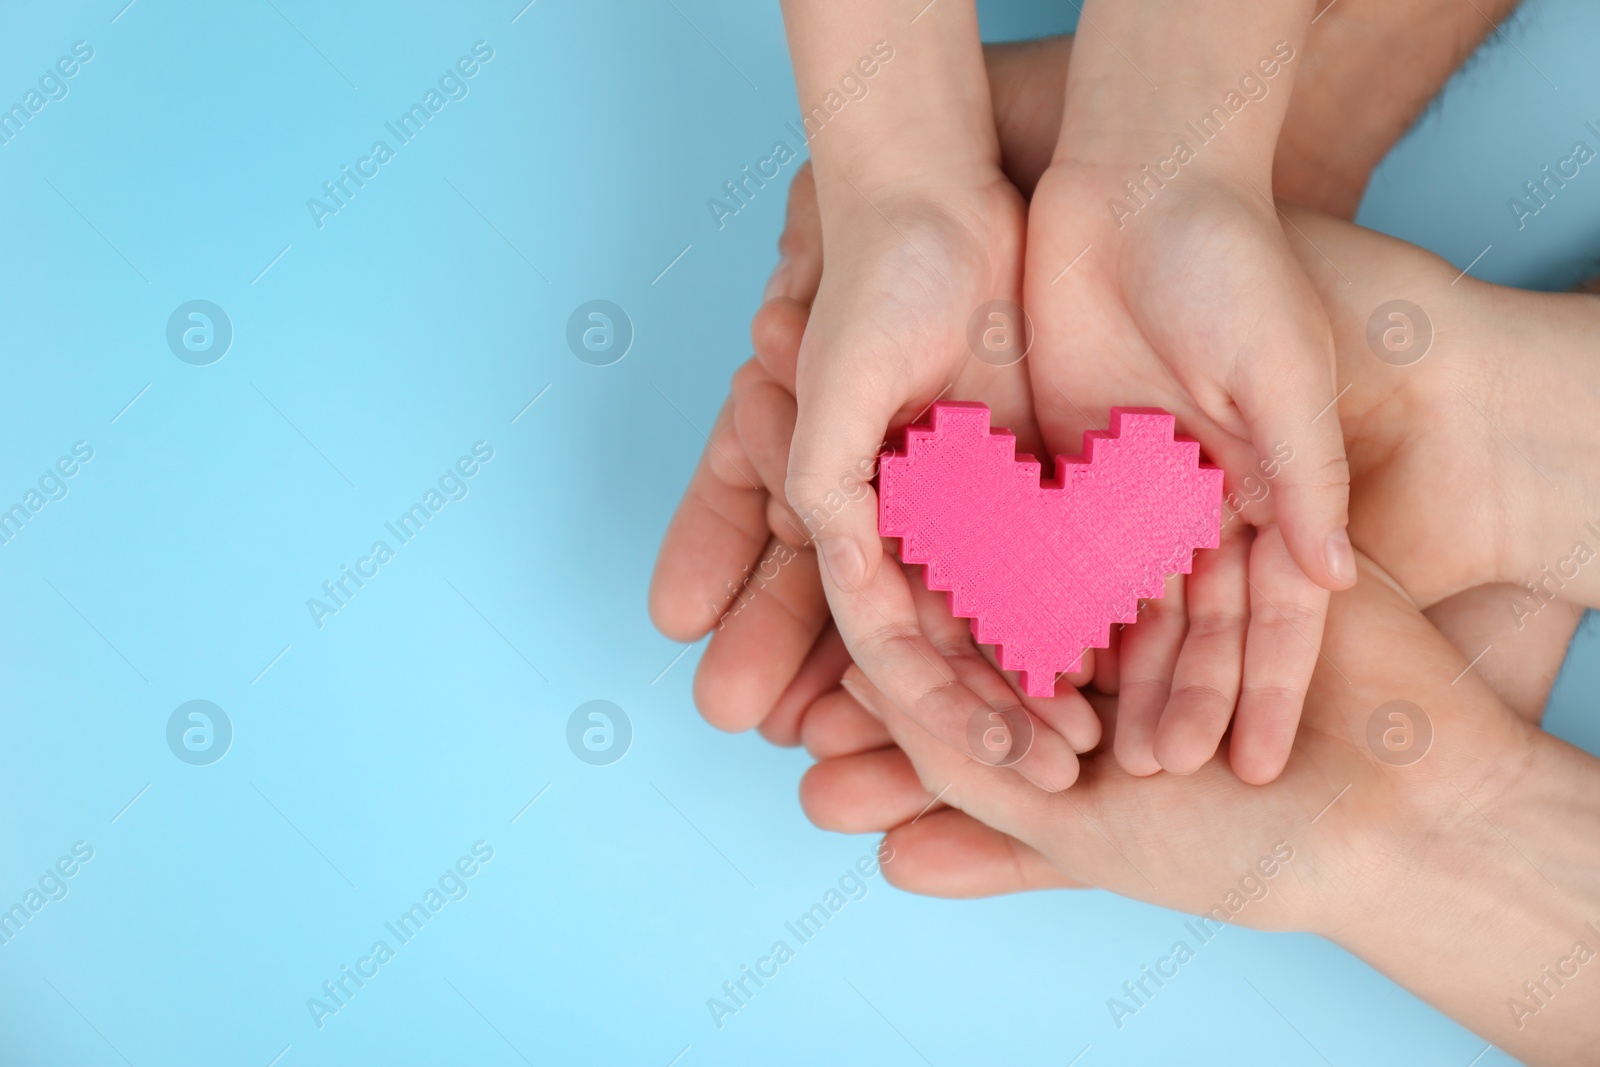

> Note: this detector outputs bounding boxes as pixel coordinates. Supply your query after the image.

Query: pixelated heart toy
[878,402,1223,698]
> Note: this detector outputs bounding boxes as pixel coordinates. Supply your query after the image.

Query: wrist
[785,4,998,207]
[1054,6,1313,184]
[1328,228,1600,607]
[802,48,997,200]
[1320,727,1600,1058]
[1466,286,1600,603]
[814,166,1017,256]
[810,142,1003,216]
[1053,110,1280,194]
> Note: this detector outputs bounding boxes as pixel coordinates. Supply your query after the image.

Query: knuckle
[729,359,765,395]
[778,167,817,245]
[1186,609,1247,643]
[860,622,923,670]
[1241,682,1307,716]
[1119,676,1173,706]
[1288,452,1352,496]
[777,220,812,260]
[926,625,984,664]
[782,468,824,510]
[1169,679,1235,712]
[907,673,964,725]
[1137,594,1185,624]
[1257,599,1325,633]
[766,497,810,548]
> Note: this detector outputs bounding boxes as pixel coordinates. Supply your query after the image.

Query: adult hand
[807,552,1600,1064]
[1028,3,1354,787]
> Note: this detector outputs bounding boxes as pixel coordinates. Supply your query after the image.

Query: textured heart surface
[878,402,1223,698]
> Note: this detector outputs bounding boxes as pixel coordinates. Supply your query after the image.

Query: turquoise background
[0,1,1595,1064]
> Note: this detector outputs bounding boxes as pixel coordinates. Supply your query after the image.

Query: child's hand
[785,173,1103,792]
[1026,5,1356,785]
[743,0,1092,790]
[652,160,1103,789]
[1025,166,1344,785]
[649,37,1084,757]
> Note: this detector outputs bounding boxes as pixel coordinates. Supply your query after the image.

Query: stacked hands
[653,5,1600,1061]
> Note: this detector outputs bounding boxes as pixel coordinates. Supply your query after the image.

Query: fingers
[797,696,1079,898]
[822,550,1079,792]
[1230,524,1329,785]
[786,367,895,593]
[946,589,1102,753]
[648,385,771,641]
[693,537,828,733]
[820,558,1000,776]
[1093,626,1121,695]
[801,683,893,758]
[694,381,864,742]
[735,377,809,545]
[1060,652,1095,692]
[839,664,1063,852]
[1153,523,1251,774]
[1112,571,1187,776]
[759,623,853,747]
[1023,682,1103,755]
[752,163,819,393]
[881,808,1079,898]
[1231,263,1354,592]
[905,572,1083,790]
[799,745,934,834]
[658,163,816,638]
[686,165,829,735]
[751,295,808,397]
[763,162,824,308]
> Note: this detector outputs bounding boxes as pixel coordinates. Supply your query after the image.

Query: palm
[1024,165,1331,495]
[1015,164,1340,782]
[846,554,1524,930]
[774,174,1126,790]
[797,178,1035,460]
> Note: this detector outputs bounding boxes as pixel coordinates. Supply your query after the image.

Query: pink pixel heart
[878,403,1223,698]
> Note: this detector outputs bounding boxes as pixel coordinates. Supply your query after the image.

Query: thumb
[785,364,901,592]
[1234,314,1355,592]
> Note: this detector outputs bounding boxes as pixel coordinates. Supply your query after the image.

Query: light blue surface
[0,2,1593,1064]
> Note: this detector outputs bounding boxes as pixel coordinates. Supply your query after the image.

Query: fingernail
[1324,529,1356,587]
[763,258,792,302]
[817,537,866,589]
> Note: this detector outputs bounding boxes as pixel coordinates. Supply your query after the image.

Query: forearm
[779,0,996,206]
[1325,729,1600,1064]
[1056,0,1316,183]
[979,0,1519,217]
[1278,0,1525,216]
